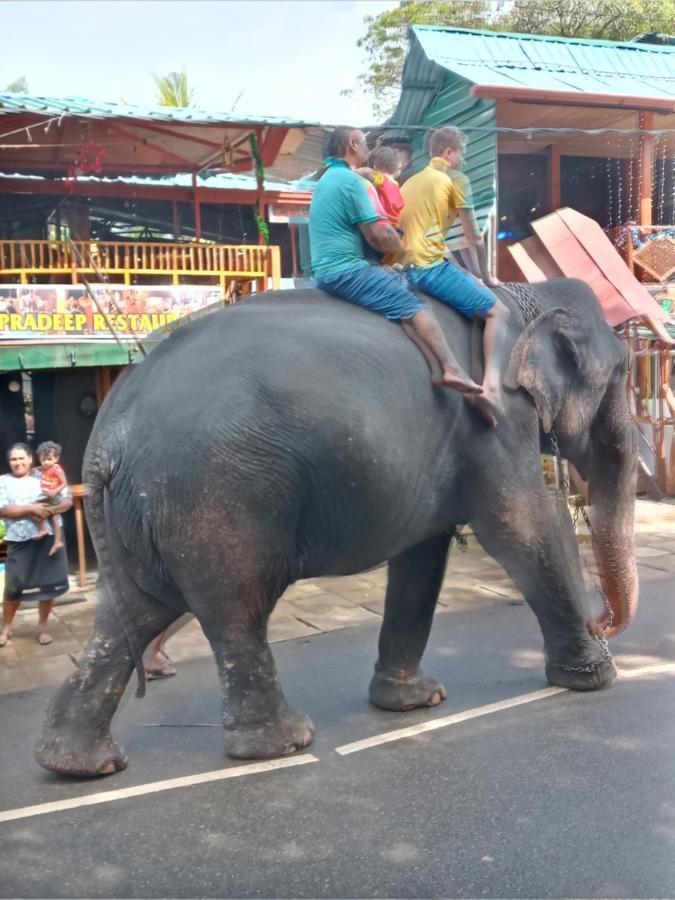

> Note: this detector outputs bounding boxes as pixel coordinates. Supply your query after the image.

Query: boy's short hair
[36,441,62,458]
[368,146,400,175]
[428,126,466,158]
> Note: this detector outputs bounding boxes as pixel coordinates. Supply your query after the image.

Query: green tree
[5,75,28,92]
[353,0,675,117]
[152,68,195,107]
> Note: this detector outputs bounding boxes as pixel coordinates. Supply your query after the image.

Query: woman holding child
[0,443,71,647]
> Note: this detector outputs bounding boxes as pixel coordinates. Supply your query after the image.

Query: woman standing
[0,443,72,647]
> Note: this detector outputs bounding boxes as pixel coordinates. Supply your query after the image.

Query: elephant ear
[504,307,584,433]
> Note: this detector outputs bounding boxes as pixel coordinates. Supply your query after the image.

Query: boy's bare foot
[48,540,64,557]
[33,529,48,541]
[432,371,483,395]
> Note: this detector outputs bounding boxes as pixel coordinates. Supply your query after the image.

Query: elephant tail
[83,453,147,699]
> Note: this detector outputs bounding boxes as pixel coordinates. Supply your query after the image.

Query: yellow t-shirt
[389,157,472,268]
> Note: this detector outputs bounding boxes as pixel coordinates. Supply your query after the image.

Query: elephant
[35,277,638,777]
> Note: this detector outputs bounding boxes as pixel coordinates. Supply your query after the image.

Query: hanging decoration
[636,131,643,224]
[248,131,270,245]
[657,135,667,225]
[606,125,614,231]
[66,138,105,193]
[626,135,635,223]
[605,127,614,231]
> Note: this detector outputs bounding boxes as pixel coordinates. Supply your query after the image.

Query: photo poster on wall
[0,284,227,340]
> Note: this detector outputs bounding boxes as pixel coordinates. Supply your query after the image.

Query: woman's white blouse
[0,473,70,542]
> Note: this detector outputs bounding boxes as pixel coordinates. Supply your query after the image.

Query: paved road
[1,580,674,898]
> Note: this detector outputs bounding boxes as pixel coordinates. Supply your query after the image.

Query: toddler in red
[368,145,404,230]
[34,441,68,555]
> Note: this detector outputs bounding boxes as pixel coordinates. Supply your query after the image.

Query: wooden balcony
[0,239,282,291]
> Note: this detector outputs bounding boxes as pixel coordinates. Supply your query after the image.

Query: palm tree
[152,68,194,107]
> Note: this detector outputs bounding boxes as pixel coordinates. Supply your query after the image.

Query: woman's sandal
[37,632,53,646]
[0,632,11,648]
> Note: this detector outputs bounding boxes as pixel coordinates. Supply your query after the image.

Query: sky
[1,0,399,125]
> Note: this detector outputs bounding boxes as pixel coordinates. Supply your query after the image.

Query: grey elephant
[36,278,637,777]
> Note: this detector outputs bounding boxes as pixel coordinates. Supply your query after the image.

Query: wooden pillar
[548,144,561,212]
[639,111,655,226]
[192,174,202,241]
[172,201,180,240]
[94,367,113,406]
[270,245,282,289]
[256,127,266,246]
[290,223,299,278]
[71,485,88,588]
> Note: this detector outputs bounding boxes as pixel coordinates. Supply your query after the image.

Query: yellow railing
[0,239,282,290]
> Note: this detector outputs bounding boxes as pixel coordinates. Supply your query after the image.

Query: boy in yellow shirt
[390,127,509,426]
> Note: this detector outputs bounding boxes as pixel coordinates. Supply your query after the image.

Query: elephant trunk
[586,380,638,639]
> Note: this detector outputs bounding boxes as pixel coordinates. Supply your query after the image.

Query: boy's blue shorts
[406,261,495,318]
[317,265,426,321]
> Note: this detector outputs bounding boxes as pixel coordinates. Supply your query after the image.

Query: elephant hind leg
[177,556,314,761]
[35,577,185,778]
[369,532,451,712]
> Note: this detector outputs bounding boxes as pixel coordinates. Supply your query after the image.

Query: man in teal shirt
[308,127,482,399]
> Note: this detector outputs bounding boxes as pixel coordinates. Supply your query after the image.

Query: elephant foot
[34,731,128,778]
[223,706,315,760]
[369,666,447,711]
[545,643,617,692]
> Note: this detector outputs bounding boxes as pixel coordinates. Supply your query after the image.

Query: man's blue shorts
[406,261,495,318]
[317,265,426,321]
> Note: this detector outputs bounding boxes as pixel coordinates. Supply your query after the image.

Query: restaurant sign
[0,284,225,340]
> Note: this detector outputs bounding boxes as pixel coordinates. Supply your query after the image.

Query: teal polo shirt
[309,159,380,278]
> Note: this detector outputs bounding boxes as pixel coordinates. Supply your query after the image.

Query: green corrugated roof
[0,92,323,128]
[0,171,309,193]
[408,26,675,101]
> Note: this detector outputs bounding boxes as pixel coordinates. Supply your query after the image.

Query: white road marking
[335,686,567,755]
[336,660,675,756]
[619,661,675,679]
[3,664,673,824]
[0,754,318,825]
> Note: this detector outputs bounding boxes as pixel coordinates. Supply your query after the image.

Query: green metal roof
[0,92,322,128]
[0,340,142,372]
[0,171,308,193]
[407,26,675,102]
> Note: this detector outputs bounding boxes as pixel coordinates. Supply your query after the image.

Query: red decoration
[67,139,105,192]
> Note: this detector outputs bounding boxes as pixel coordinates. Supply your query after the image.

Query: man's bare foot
[144,648,177,679]
[48,541,64,557]
[432,371,484,395]
[463,393,499,428]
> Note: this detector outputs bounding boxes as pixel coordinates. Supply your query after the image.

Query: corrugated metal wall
[406,75,497,246]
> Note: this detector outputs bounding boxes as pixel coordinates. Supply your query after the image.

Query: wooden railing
[0,239,282,290]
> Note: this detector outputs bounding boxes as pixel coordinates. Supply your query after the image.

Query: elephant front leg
[370,533,451,711]
[207,628,315,760]
[471,485,616,692]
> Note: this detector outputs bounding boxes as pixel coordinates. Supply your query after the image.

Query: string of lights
[365,124,675,137]
[658,135,667,224]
